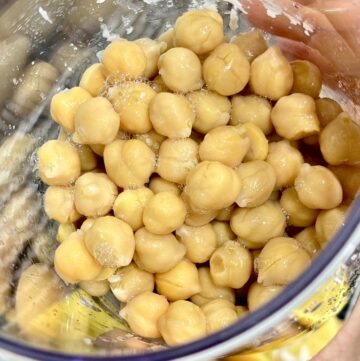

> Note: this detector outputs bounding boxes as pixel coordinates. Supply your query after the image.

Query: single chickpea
[134,227,186,273]
[38,140,81,186]
[235,160,276,208]
[77,145,97,172]
[187,90,231,134]
[236,305,249,318]
[133,130,165,155]
[199,126,250,168]
[315,98,342,127]
[94,267,117,281]
[54,231,103,284]
[294,164,343,209]
[250,46,293,100]
[294,226,321,257]
[266,140,304,189]
[231,95,273,135]
[203,43,250,96]
[151,74,169,93]
[329,165,360,200]
[89,144,105,157]
[291,60,322,98]
[185,161,241,211]
[143,192,187,235]
[104,139,156,188]
[102,40,146,78]
[211,221,236,247]
[216,204,236,222]
[174,10,224,55]
[247,282,284,311]
[109,262,154,303]
[159,300,207,346]
[80,218,96,232]
[149,92,195,138]
[240,123,268,161]
[80,280,109,297]
[74,172,118,217]
[134,38,163,79]
[50,87,91,132]
[157,138,199,184]
[230,201,286,247]
[149,176,180,196]
[113,187,153,231]
[176,224,217,263]
[158,47,203,92]
[256,237,311,286]
[56,222,76,243]
[84,216,135,268]
[158,28,174,53]
[79,63,108,96]
[280,187,319,227]
[120,291,169,339]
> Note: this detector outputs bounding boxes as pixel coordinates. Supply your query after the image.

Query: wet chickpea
[80,280,109,297]
[38,140,81,186]
[203,43,250,96]
[74,172,118,217]
[315,98,342,127]
[294,226,320,257]
[120,292,169,339]
[134,38,163,79]
[231,29,267,62]
[328,165,360,200]
[236,305,249,318]
[149,176,180,196]
[134,227,185,273]
[211,221,236,247]
[291,60,322,98]
[151,75,169,93]
[89,144,105,157]
[294,164,343,209]
[134,130,166,155]
[216,204,236,222]
[241,123,268,161]
[94,267,117,282]
[80,218,96,232]
[56,222,76,243]
[158,28,174,53]
[247,282,284,311]
[79,63,108,96]
[77,145,97,172]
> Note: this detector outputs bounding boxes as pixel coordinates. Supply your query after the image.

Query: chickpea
[159,300,207,346]
[236,305,249,318]
[80,218,96,232]
[320,112,360,166]
[73,97,120,145]
[211,221,236,247]
[50,87,91,132]
[89,144,105,157]
[102,40,146,78]
[191,267,235,306]
[149,176,180,196]
[315,98,342,127]
[247,282,283,311]
[104,139,156,188]
[120,292,169,339]
[199,126,250,167]
[134,38,163,79]
[158,47,203,92]
[174,10,224,55]
[185,161,241,211]
[157,138,199,184]
[329,165,360,200]
[158,28,174,53]
[94,267,117,281]
[80,280,109,297]
[230,201,286,247]
[231,29,267,62]
[216,204,236,222]
[74,172,118,217]
[109,262,154,303]
[54,231,102,284]
[256,237,311,286]
[151,75,169,93]
[38,140,81,186]
[149,92,195,138]
[231,95,273,135]
[44,186,80,224]
[266,140,304,189]
[294,226,320,257]
[235,160,276,208]
[143,192,186,235]
[250,46,293,100]
[294,164,343,209]
[280,187,319,227]
[56,222,76,243]
[210,240,252,289]
[84,216,135,268]
[291,60,322,98]
[187,90,231,134]
[241,123,268,161]
[79,63,108,96]
[77,145,97,172]
[203,43,250,96]
[176,224,217,263]
[134,130,165,155]
[134,227,185,273]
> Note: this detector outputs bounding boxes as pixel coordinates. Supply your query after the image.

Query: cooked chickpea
[176,224,217,263]
[158,47,203,92]
[104,139,156,188]
[89,144,105,157]
[250,46,293,100]
[256,237,311,286]
[56,222,76,243]
[109,262,154,303]
[315,98,342,127]
[247,282,283,311]
[149,176,180,196]
[216,204,236,222]
[44,186,80,224]
[151,75,169,93]
[174,10,224,55]
[199,126,250,167]
[241,123,268,161]
[329,165,360,200]
[159,300,207,346]
[294,164,343,209]
[231,95,273,135]
[134,130,165,155]
[134,38,163,78]
[230,201,286,247]
[102,40,146,78]
[291,60,322,98]
[236,305,249,318]
[187,90,231,134]
[211,221,236,247]
[79,63,108,96]
[74,172,118,217]
[158,28,174,53]
[94,267,117,281]
[77,145,97,172]
[266,140,304,189]
[294,226,320,257]
[231,29,267,62]
[38,140,81,186]
[143,192,186,234]
[236,160,276,208]
[157,138,199,184]
[50,87,91,132]
[203,43,250,96]
[134,227,185,273]
[54,231,102,283]
[80,218,96,232]
[80,280,109,297]
[120,292,169,339]
[280,187,319,227]
[84,216,135,268]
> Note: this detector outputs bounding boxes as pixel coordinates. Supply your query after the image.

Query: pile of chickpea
[37,9,360,346]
